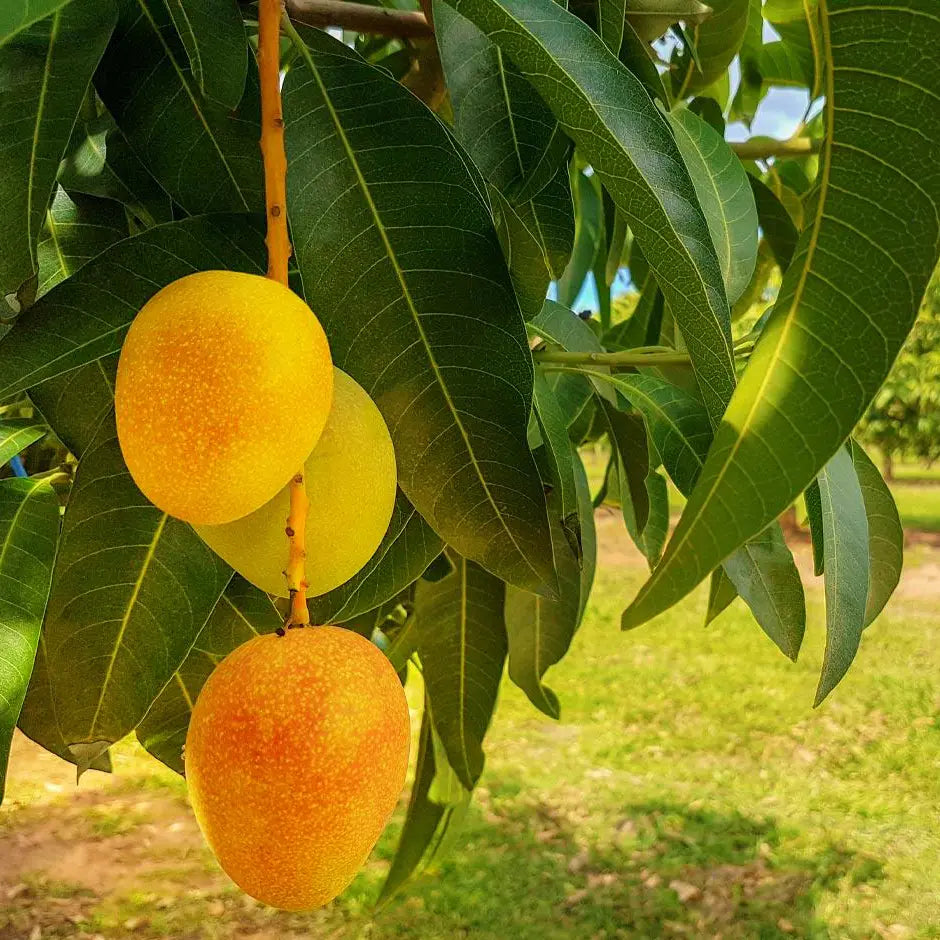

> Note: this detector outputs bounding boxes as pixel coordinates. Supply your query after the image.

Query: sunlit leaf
[0,479,59,802]
[622,0,940,631]
[671,0,750,96]
[0,419,45,468]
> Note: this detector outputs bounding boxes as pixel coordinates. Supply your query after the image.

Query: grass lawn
[1,518,938,939]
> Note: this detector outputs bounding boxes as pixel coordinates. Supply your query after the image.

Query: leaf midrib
[293,39,543,587]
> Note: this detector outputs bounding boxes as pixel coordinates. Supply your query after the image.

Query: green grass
[891,482,940,532]
[2,533,938,939]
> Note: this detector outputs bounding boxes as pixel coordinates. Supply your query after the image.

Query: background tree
[1,0,938,905]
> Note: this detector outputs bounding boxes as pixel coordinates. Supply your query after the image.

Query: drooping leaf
[0,419,45,467]
[667,107,758,304]
[505,441,595,718]
[815,445,869,705]
[0,214,267,400]
[37,188,127,296]
[434,0,561,200]
[378,707,471,904]
[283,27,554,595]
[622,0,940,632]
[601,400,651,538]
[640,469,669,567]
[747,175,799,272]
[704,567,737,625]
[804,479,825,576]
[729,0,765,125]
[164,0,248,109]
[625,0,711,42]
[31,413,231,768]
[850,440,903,627]
[671,0,750,96]
[763,0,824,98]
[443,0,735,427]
[571,368,805,656]
[557,169,603,308]
[94,0,262,215]
[137,577,280,774]
[0,0,117,307]
[0,478,59,802]
[618,20,667,105]
[29,356,118,458]
[307,491,444,625]
[415,554,507,789]
[57,112,173,226]
[491,188,552,320]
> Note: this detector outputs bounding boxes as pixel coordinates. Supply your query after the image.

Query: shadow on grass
[374,797,886,939]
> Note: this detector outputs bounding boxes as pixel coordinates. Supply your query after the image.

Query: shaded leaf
[0,0,117,305]
[31,413,231,766]
[137,577,280,774]
[618,20,667,105]
[37,188,127,296]
[815,445,869,705]
[57,112,173,226]
[444,0,735,426]
[378,707,470,904]
[622,0,940,632]
[307,490,444,625]
[165,0,248,109]
[0,479,59,802]
[532,372,580,538]
[850,440,903,627]
[95,0,262,215]
[672,0,750,96]
[748,175,799,271]
[804,479,825,576]
[0,0,74,46]
[0,214,267,400]
[601,400,650,538]
[29,356,118,458]
[284,28,554,595]
[705,568,737,625]
[557,170,603,308]
[668,107,758,304]
[415,554,507,789]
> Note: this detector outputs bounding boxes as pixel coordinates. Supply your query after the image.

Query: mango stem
[258,0,309,626]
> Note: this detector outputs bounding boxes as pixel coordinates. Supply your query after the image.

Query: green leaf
[804,479,825,576]
[137,577,281,774]
[415,554,507,789]
[622,0,940,633]
[641,469,669,567]
[29,357,118,458]
[601,400,651,538]
[850,440,903,627]
[0,419,45,467]
[0,0,117,306]
[618,20,667,106]
[32,413,231,767]
[532,372,580,540]
[815,445,869,705]
[667,107,759,305]
[625,0,712,42]
[0,478,59,803]
[672,0,750,96]
[505,441,594,718]
[572,368,805,656]
[378,707,470,904]
[596,0,626,52]
[165,0,248,109]
[95,0,262,215]
[434,0,561,200]
[283,27,555,596]
[557,170,602,308]
[704,568,737,625]
[0,0,75,46]
[0,214,267,400]
[443,0,735,427]
[747,175,799,272]
[37,188,127,296]
[491,187,552,320]
[306,491,444,625]
[57,112,173,226]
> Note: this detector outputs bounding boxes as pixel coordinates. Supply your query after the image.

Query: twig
[285,0,433,38]
[259,0,310,627]
[534,349,692,366]
[729,137,820,160]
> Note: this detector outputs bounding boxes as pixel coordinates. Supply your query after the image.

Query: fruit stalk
[258,0,310,626]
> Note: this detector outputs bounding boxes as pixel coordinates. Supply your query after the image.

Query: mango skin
[185,627,410,911]
[115,270,333,525]
[195,369,397,596]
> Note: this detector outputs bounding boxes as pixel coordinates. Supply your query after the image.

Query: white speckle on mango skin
[115,270,333,525]
[185,626,411,911]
